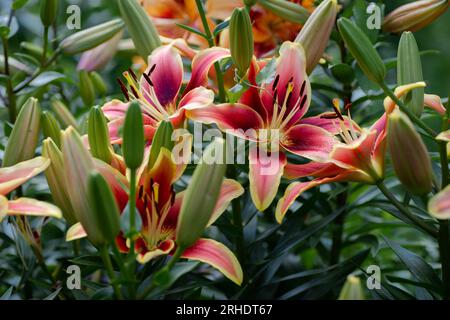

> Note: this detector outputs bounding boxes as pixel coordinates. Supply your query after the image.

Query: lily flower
[67,148,244,285]
[186,41,340,211]
[0,157,62,221]
[102,43,229,144]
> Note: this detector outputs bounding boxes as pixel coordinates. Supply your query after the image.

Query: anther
[272,75,280,91]
[300,80,306,97]
[143,72,154,87]
[128,68,138,82]
[116,78,130,101]
[149,64,156,75]
[130,85,139,99]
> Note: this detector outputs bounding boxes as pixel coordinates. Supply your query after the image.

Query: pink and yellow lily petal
[0,157,62,221]
[187,41,339,211]
[68,149,244,285]
[102,44,230,145]
[428,185,450,220]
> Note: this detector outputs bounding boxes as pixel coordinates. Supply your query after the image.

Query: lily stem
[100,246,123,299]
[376,181,437,238]
[379,82,436,137]
[194,0,226,102]
[129,168,137,256]
[42,26,49,66]
[2,36,17,123]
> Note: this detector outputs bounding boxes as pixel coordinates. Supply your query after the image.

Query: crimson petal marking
[249,148,286,211]
[0,157,50,196]
[284,161,344,179]
[182,238,243,285]
[184,47,230,94]
[281,124,336,162]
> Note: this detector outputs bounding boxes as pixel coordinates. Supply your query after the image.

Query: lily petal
[7,197,62,219]
[181,238,243,285]
[249,147,286,211]
[94,159,129,212]
[137,239,175,264]
[428,185,450,220]
[0,195,8,221]
[437,130,450,142]
[0,157,50,196]
[141,45,183,107]
[424,94,446,115]
[281,124,335,162]
[102,99,130,121]
[184,47,230,93]
[383,82,426,114]
[208,179,244,226]
[300,113,361,135]
[66,222,87,241]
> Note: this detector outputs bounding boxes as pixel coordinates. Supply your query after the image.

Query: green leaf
[44,288,62,300]
[330,63,355,84]
[12,0,29,9]
[0,287,13,300]
[213,19,229,36]
[29,71,66,87]
[384,237,442,289]
[176,23,207,39]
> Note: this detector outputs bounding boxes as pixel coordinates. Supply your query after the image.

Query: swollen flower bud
[397,32,424,117]
[41,111,62,148]
[148,120,174,170]
[60,19,125,55]
[118,0,161,59]
[90,71,107,97]
[337,17,386,85]
[259,0,310,24]
[88,106,112,163]
[77,31,122,72]
[295,0,338,74]
[383,0,449,34]
[229,8,253,77]
[79,70,95,107]
[387,108,433,195]
[122,102,144,170]
[3,98,41,167]
[87,172,121,245]
[338,275,365,300]
[176,138,227,249]
[42,138,78,225]
[51,99,78,129]
[428,185,450,220]
[40,0,58,27]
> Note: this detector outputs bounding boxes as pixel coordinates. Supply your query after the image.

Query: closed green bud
[79,70,95,107]
[148,120,174,170]
[3,98,41,167]
[88,106,112,163]
[397,32,424,117]
[118,0,161,59]
[40,0,58,27]
[176,138,227,249]
[337,17,386,85]
[51,99,78,129]
[20,41,44,59]
[60,19,124,55]
[295,0,338,74]
[338,275,365,300]
[41,111,62,148]
[388,108,433,195]
[122,102,144,170]
[42,138,78,225]
[90,71,107,97]
[87,171,121,245]
[230,8,254,77]
[259,0,310,24]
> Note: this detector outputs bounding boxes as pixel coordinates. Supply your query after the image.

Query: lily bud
[90,71,107,97]
[118,0,161,59]
[176,138,227,249]
[60,19,125,55]
[3,98,41,167]
[41,111,62,148]
[397,32,424,117]
[387,108,433,195]
[148,120,174,170]
[62,127,103,245]
[230,8,253,77]
[88,106,112,163]
[50,99,78,129]
[122,102,144,170]
[295,0,338,74]
[77,31,122,72]
[428,185,450,220]
[259,0,310,24]
[40,0,58,27]
[337,17,386,85]
[338,275,365,300]
[79,70,95,107]
[87,172,121,245]
[42,138,78,225]
[383,0,449,34]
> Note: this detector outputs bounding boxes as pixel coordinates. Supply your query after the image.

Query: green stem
[194,0,226,102]
[379,82,436,137]
[2,36,17,123]
[42,26,49,66]
[438,220,450,299]
[112,245,135,299]
[166,246,184,271]
[376,181,437,238]
[129,168,137,256]
[100,246,123,299]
